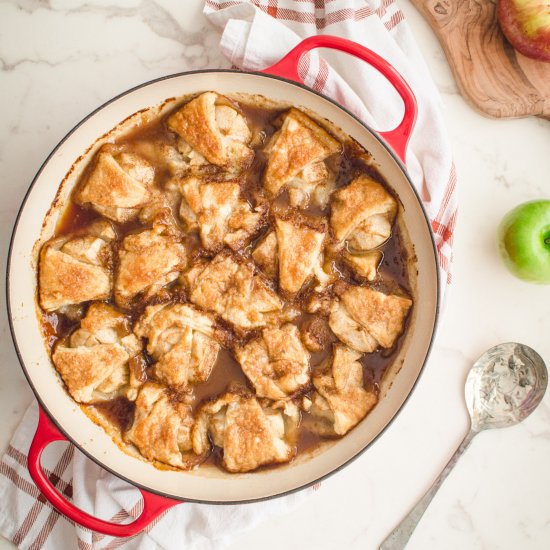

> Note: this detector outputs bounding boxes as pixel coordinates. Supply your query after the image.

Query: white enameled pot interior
[8,71,438,503]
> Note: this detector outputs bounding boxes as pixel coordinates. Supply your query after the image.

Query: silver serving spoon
[380,342,547,550]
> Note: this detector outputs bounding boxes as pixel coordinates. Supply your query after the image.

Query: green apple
[498,200,550,283]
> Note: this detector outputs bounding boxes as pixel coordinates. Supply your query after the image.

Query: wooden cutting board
[410,0,550,119]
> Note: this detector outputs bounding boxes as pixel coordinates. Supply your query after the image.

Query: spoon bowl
[465,342,548,431]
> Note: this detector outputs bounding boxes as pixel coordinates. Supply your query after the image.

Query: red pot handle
[262,35,418,164]
[28,407,180,537]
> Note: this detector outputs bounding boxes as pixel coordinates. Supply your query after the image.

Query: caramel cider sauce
[39,93,413,472]
[92,396,136,433]
[41,311,80,352]
[190,348,251,412]
[55,201,101,237]
[296,419,331,455]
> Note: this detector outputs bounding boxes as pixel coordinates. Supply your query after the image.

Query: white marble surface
[1,1,550,549]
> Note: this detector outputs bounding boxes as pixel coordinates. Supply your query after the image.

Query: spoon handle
[379,428,478,550]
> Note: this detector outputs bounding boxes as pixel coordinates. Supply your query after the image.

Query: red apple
[497,0,550,62]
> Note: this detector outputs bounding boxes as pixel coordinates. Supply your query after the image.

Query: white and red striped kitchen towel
[0,1,457,549]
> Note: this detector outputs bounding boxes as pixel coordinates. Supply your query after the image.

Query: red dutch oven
[7,36,439,536]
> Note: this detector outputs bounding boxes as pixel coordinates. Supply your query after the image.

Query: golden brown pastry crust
[192,388,299,472]
[329,300,378,353]
[129,140,202,177]
[77,150,154,222]
[263,108,341,199]
[187,251,290,331]
[342,250,382,281]
[125,382,201,469]
[167,92,253,170]
[274,211,327,295]
[52,303,141,403]
[236,324,310,399]
[115,223,187,307]
[53,345,128,403]
[252,231,278,279]
[39,223,115,311]
[178,176,266,252]
[341,286,412,348]
[329,286,412,352]
[77,301,130,336]
[309,345,378,436]
[330,175,397,249]
[134,303,219,388]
